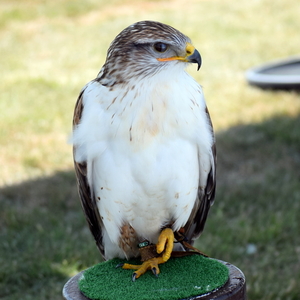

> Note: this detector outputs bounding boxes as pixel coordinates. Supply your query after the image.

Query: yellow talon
[119,228,175,280]
[157,228,174,261]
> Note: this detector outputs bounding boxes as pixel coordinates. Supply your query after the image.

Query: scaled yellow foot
[117,228,174,281]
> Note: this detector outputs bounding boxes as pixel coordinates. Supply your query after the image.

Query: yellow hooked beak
[157,42,202,71]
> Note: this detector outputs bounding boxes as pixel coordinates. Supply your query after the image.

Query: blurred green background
[0,0,299,299]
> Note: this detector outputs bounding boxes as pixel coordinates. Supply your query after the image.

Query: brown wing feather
[73,86,104,257]
[182,107,216,244]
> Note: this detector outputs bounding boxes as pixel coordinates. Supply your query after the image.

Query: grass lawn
[0,0,299,299]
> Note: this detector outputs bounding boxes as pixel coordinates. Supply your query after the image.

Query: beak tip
[187,48,202,71]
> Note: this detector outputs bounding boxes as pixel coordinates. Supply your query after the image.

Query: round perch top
[78,255,229,300]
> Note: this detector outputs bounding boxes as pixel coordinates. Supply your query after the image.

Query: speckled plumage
[72,20,216,260]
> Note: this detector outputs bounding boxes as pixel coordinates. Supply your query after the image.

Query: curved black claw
[152,267,159,278]
[132,272,137,282]
[115,263,124,269]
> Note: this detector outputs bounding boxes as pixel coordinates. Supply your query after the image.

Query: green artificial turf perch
[79,255,229,300]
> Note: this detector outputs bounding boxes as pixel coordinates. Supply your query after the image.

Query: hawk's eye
[153,42,168,53]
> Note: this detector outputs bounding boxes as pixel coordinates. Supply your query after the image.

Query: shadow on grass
[0,114,299,300]
[0,171,101,300]
[199,113,300,300]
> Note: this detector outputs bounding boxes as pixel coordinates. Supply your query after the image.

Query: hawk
[72,20,216,280]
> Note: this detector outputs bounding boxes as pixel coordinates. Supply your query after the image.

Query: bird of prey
[72,20,216,280]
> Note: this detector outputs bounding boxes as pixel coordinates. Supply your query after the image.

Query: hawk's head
[98,20,201,86]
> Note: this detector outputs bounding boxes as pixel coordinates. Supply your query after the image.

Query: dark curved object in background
[246,57,300,90]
